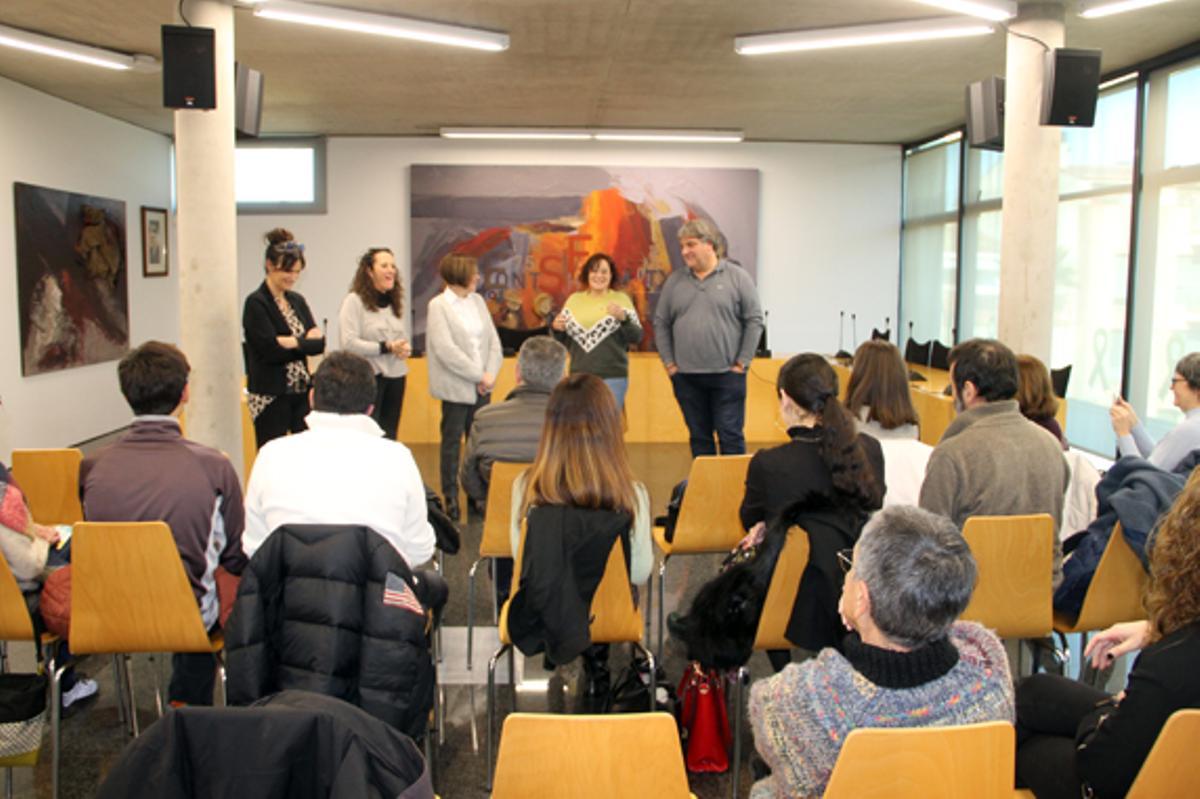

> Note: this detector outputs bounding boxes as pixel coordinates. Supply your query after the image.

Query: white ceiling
[1,0,1198,144]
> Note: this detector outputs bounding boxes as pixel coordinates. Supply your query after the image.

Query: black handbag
[0,671,47,760]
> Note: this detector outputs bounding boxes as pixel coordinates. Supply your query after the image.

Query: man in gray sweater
[460,336,566,512]
[654,218,763,456]
[919,338,1070,586]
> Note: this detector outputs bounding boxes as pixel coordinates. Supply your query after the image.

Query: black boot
[443,494,460,522]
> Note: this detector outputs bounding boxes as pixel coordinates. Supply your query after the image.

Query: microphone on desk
[835,310,852,361]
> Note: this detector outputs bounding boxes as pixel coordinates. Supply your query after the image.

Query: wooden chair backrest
[753,525,810,651]
[492,712,691,798]
[481,462,531,559]
[502,516,642,646]
[10,448,83,526]
[823,721,1017,799]
[69,521,215,653]
[959,514,1054,638]
[1060,522,1148,633]
[1126,709,1200,798]
[0,554,35,642]
[670,455,751,554]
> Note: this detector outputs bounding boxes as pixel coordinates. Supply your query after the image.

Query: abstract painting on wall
[409,165,760,351]
[13,182,129,376]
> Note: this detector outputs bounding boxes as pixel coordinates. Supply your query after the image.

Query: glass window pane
[1164,60,1200,169]
[964,148,1004,204]
[900,221,958,345]
[1052,195,1132,453]
[959,209,1001,340]
[904,142,961,219]
[236,147,316,204]
[1060,84,1137,194]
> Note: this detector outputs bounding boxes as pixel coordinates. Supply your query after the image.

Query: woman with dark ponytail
[670,354,885,671]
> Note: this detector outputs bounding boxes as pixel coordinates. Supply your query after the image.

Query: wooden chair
[69,522,225,737]
[1126,709,1200,798]
[9,449,83,526]
[491,712,695,798]
[486,525,654,789]
[1053,522,1148,677]
[822,721,1020,798]
[466,462,530,669]
[959,514,1055,639]
[651,454,751,657]
[731,525,810,799]
[0,554,64,799]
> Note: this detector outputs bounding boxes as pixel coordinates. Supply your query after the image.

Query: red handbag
[677,662,732,773]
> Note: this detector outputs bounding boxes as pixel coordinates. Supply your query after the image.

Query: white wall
[0,76,175,461]
[237,137,902,359]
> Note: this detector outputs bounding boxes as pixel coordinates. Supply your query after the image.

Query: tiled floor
[8,441,779,798]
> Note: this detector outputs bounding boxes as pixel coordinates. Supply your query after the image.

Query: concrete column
[996,1,1065,359]
[173,1,243,476]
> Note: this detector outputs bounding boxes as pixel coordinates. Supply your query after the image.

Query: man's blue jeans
[669,371,748,457]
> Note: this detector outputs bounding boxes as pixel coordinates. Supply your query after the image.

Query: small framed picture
[141,206,169,277]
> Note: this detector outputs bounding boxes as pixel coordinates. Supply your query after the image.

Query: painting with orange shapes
[409,165,759,352]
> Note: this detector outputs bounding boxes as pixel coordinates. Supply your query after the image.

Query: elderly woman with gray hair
[748,506,1014,799]
[1110,351,1200,472]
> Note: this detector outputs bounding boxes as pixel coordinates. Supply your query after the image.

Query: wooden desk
[396,354,789,445]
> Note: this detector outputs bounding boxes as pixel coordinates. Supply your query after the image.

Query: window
[1128,56,1200,443]
[900,135,961,347]
[1052,83,1137,453]
[235,137,326,214]
[960,149,1004,339]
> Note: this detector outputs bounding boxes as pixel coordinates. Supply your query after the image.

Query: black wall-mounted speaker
[966,76,1005,151]
[235,62,264,138]
[1041,48,1101,127]
[162,25,215,110]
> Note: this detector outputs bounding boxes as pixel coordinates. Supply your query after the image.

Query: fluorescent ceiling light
[0,23,151,70]
[440,128,744,143]
[1079,0,1175,18]
[593,130,744,143]
[735,17,994,55]
[440,128,593,141]
[253,0,509,51]
[912,0,1016,21]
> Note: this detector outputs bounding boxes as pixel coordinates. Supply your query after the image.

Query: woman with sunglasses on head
[338,247,410,440]
[243,227,325,448]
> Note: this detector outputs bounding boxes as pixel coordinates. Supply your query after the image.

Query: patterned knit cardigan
[748,621,1015,798]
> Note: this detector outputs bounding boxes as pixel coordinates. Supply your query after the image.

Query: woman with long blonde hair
[509,373,651,696]
[1016,468,1200,798]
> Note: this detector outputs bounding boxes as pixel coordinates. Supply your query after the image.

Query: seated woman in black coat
[671,354,884,671]
[1015,468,1200,798]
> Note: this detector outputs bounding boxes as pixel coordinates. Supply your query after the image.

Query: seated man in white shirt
[244,351,439,583]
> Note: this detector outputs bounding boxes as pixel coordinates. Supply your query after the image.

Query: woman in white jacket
[338,247,411,440]
[426,254,502,520]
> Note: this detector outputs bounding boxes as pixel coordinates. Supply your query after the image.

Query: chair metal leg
[467,556,482,669]
[123,654,140,738]
[49,653,67,799]
[486,643,511,792]
[644,577,653,646]
[732,667,748,799]
[150,654,164,717]
[435,551,445,663]
[656,557,668,660]
[634,643,657,712]
[112,655,129,729]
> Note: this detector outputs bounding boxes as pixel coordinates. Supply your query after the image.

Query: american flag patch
[383,572,425,617]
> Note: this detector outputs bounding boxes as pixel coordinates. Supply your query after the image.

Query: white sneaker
[61,677,99,709]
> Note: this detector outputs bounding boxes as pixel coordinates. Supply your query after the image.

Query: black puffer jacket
[96,690,434,799]
[225,524,435,739]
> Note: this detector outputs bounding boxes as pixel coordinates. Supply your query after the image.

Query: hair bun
[265,227,294,246]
